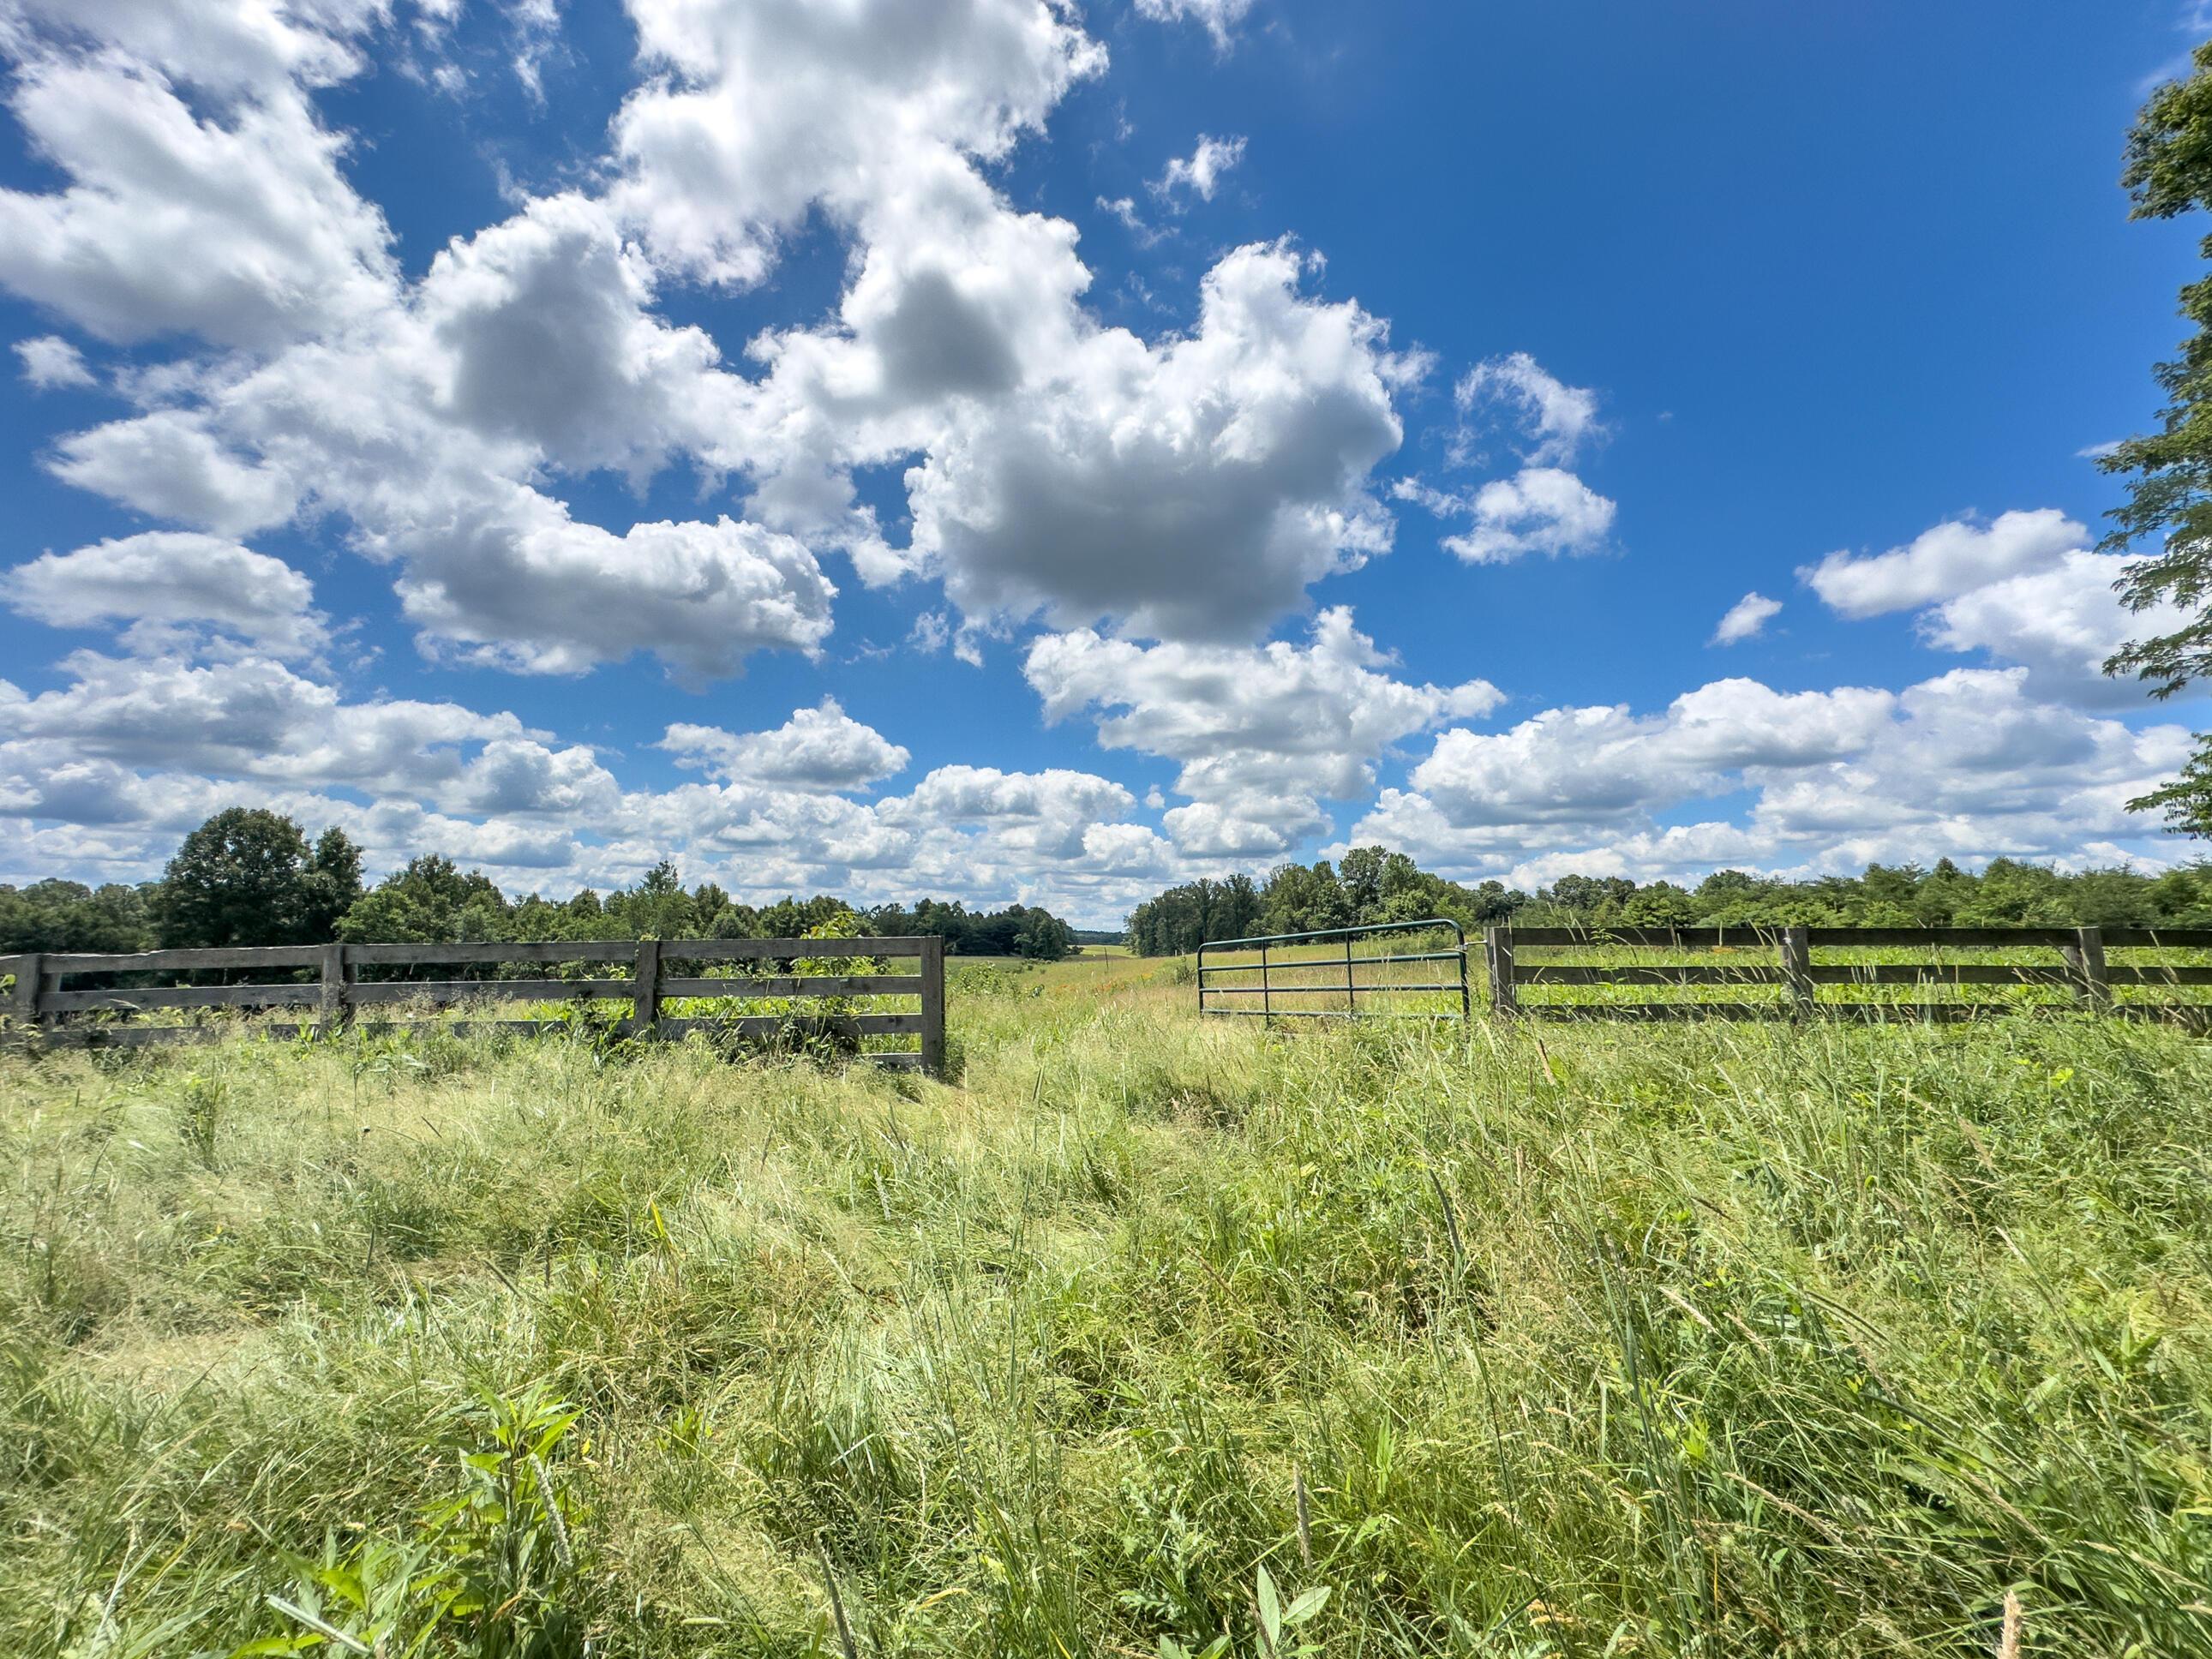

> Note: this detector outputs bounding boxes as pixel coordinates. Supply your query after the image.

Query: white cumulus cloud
[1349,669,2189,888]
[1133,0,1256,50]
[1155,134,1246,202]
[2,532,328,659]
[1804,507,2186,706]
[1437,466,1616,565]
[1452,351,1603,467]
[1711,591,1781,645]
[1026,606,1499,856]
[14,333,93,388]
[659,699,910,794]
[0,54,396,348]
[1801,508,2083,618]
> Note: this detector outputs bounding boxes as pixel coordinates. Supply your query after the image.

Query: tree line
[0,807,1080,960]
[1124,847,2212,955]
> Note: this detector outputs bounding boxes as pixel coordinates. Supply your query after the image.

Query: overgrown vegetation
[3,958,2208,1656]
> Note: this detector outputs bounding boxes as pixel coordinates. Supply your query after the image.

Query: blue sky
[0,0,2205,925]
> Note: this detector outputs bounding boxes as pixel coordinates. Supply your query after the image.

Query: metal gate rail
[1196,918,1470,1022]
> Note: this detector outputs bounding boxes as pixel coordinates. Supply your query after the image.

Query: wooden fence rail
[1484,924,2212,1024]
[0,936,947,1075]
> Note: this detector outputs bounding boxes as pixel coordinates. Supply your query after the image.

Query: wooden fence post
[2064,925,2111,1013]
[318,942,353,1033]
[1781,926,1813,1018]
[6,951,39,1042]
[631,938,663,1036]
[918,935,946,1079]
[1484,927,1517,1016]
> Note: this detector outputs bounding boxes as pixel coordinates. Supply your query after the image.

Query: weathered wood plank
[42,984,322,1012]
[1819,1003,2042,1024]
[631,937,662,1033]
[1514,964,1786,986]
[343,940,639,967]
[662,937,926,961]
[41,944,327,973]
[1520,1002,1787,1021]
[345,979,633,1007]
[1484,925,1516,1016]
[1805,964,2078,986]
[1502,926,2078,952]
[1781,925,1813,1017]
[657,1013,925,1038]
[2100,927,2212,948]
[1515,1001,2048,1023]
[1499,925,2206,953]
[1506,927,1776,949]
[36,1012,939,1051]
[319,942,352,1027]
[2104,965,2212,986]
[657,974,921,998]
[1803,927,2078,949]
[919,935,946,1079]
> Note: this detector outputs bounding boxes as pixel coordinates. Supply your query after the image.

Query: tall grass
[2,961,2209,1655]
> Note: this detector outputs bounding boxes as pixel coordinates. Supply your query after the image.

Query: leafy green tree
[339,855,512,944]
[1336,845,1435,925]
[302,827,365,940]
[1620,882,1698,927]
[607,860,696,939]
[159,808,348,948]
[757,895,858,939]
[1260,861,1351,935]
[1541,875,1636,919]
[2101,42,2212,829]
[1120,847,2212,953]
[1338,846,1388,921]
[2129,742,2212,838]
[691,881,758,938]
[0,880,157,952]
[868,896,1082,958]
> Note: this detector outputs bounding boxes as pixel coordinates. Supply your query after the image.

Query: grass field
[3,954,2210,1656]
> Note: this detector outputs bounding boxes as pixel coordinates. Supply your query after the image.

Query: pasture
[2,953,2209,1656]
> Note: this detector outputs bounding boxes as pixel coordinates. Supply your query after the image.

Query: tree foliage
[329,852,1078,956]
[4,810,1081,956]
[865,898,1076,959]
[1122,847,2212,954]
[0,880,158,953]
[156,807,363,949]
[338,855,513,944]
[2101,41,2212,829]
[1125,853,1523,955]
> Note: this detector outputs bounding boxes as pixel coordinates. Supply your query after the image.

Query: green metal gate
[1196,918,1471,1022]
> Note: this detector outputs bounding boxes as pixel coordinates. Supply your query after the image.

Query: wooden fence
[1484,924,2212,1023]
[0,936,947,1075]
